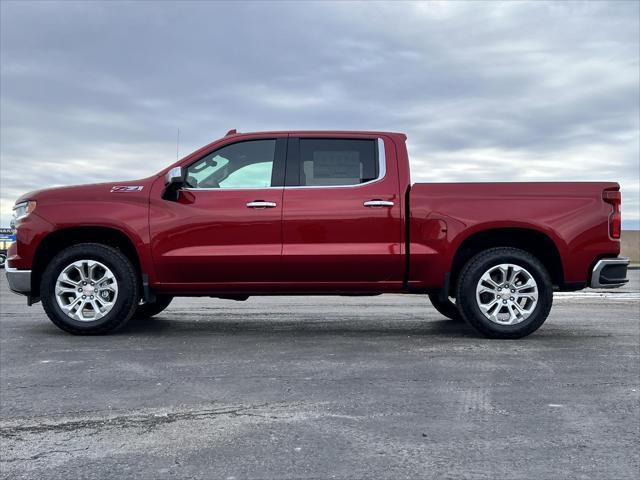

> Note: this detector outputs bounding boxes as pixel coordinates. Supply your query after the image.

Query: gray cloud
[1,0,638,227]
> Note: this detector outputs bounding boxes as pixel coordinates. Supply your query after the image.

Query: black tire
[455,247,553,339]
[134,295,173,318]
[428,294,462,321]
[40,243,139,335]
[0,252,6,269]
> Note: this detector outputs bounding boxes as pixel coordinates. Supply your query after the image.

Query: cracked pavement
[1,272,639,479]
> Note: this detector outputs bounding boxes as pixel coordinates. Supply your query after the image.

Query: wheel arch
[32,226,142,297]
[449,227,564,295]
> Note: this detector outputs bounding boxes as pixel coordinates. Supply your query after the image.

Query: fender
[447,219,569,269]
[408,215,568,290]
[36,206,155,282]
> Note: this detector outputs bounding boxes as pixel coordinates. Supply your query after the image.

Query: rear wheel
[428,294,462,321]
[455,247,553,339]
[134,295,173,318]
[0,252,6,269]
[41,243,139,335]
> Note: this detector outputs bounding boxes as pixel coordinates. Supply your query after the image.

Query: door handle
[246,200,277,208]
[363,200,394,207]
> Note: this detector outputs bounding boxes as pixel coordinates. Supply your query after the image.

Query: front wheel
[0,252,6,269]
[40,243,140,335]
[455,247,553,339]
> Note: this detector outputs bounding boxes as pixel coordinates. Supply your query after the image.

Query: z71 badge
[110,185,144,193]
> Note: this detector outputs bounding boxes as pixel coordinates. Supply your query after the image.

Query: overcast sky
[1,0,639,227]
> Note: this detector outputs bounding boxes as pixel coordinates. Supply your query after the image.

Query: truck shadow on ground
[24,315,593,341]
[20,311,591,341]
[116,315,479,338]
[114,313,607,341]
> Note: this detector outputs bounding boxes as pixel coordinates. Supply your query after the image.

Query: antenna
[176,128,180,161]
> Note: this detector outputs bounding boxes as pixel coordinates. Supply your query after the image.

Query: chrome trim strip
[184,186,282,191]
[378,137,387,178]
[5,267,31,295]
[590,257,629,289]
[184,137,388,192]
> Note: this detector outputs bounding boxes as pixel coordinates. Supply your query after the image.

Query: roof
[224,129,407,139]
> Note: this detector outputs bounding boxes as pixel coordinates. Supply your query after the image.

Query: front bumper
[5,267,31,295]
[590,257,629,289]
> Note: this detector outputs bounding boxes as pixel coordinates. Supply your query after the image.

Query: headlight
[12,200,37,224]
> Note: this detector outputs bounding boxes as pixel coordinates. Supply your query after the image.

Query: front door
[149,137,286,288]
[280,136,403,288]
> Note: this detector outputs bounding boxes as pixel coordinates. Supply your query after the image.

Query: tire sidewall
[41,244,138,333]
[458,249,553,338]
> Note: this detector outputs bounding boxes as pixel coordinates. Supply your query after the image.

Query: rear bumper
[590,257,629,289]
[5,267,31,295]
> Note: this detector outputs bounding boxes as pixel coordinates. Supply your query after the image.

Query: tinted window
[186,139,276,189]
[298,139,378,186]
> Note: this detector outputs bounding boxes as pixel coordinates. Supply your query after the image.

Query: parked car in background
[5,130,629,338]
[0,228,16,269]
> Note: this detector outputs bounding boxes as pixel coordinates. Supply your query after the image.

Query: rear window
[298,139,378,187]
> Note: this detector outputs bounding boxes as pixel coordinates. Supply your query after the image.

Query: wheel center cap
[82,285,95,296]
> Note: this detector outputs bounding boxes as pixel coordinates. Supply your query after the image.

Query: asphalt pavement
[1,272,639,479]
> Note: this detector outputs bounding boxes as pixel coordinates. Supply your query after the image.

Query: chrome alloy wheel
[55,260,119,322]
[475,263,538,325]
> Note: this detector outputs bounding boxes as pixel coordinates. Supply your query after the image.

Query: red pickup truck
[6,130,629,338]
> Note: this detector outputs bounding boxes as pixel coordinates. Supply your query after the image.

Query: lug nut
[510,297,515,301]
[90,295,94,299]
[511,289,515,293]
[502,300,507,304]
[82,295,86,299]
[78,288,82,292]
[497,287,502,292]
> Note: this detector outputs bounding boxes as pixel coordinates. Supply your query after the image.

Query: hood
[14,177,157,205]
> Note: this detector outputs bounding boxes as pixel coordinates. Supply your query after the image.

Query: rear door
[280,135,403,287]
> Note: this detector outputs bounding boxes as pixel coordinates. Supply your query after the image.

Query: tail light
[603,189,621,239]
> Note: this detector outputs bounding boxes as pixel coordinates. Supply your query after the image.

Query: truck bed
[408,182,620,289]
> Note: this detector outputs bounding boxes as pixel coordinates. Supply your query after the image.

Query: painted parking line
[554,291,640,300]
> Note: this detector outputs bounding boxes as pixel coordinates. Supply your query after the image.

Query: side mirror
[162,166,185,201]
[165,166,184,186]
